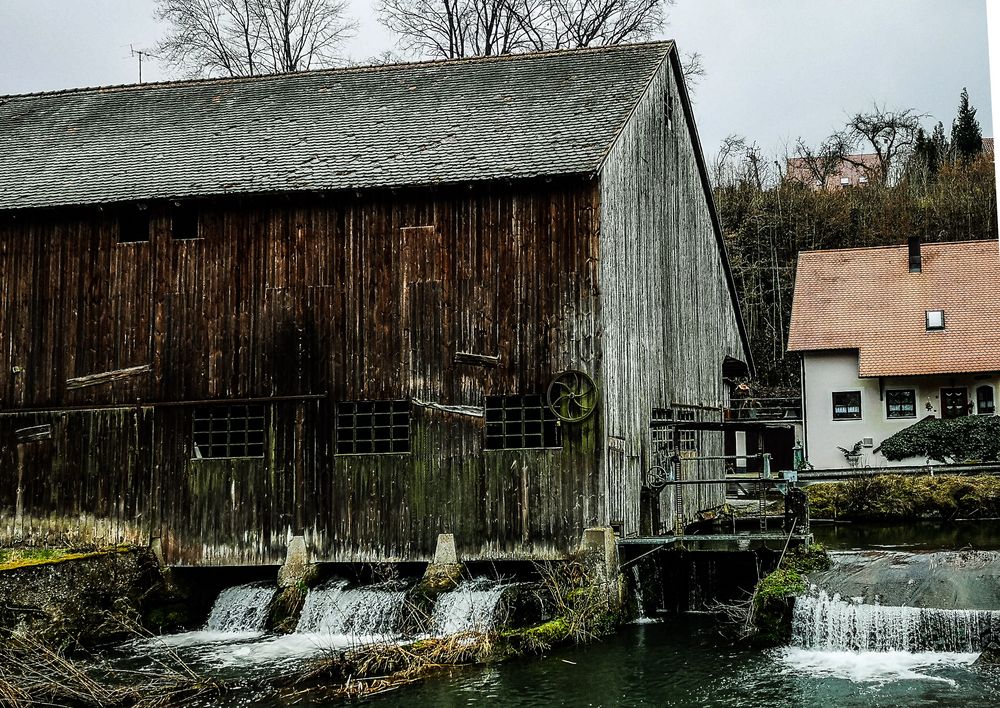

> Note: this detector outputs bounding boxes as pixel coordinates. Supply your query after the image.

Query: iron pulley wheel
[546,370,599,423]
[646,465,670,490]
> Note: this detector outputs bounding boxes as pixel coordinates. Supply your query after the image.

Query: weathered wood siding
[598,51,747,536]
[0,180,602,564]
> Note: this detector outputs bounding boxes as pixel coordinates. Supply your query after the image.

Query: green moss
[755,568,806,605]
[782,543,832,574]
[0,546,132,572]
[519,617,569,644]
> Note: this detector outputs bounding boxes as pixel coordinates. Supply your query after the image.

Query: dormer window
[926,310,945,330]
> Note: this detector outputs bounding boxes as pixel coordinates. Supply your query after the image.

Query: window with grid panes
[651,408,698,453]
[192,405,265,459]
[336,400,411,454]
[484,395,561,450]
[886,390,916,419]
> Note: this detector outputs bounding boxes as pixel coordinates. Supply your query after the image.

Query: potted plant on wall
[838,441,864,468]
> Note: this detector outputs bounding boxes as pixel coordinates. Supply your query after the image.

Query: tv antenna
[130,45,160,83]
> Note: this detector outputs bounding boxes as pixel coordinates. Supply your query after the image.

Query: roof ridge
[0,41,675,101]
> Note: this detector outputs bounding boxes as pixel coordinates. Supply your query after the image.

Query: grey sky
[0,0,992,158]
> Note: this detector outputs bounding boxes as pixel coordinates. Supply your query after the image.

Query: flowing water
[204,583,277,633]
[431,579,511,635]
[124,523,1000,705]
[359,618,999,708]
[793,588,1000,652]
[296,580,408,636]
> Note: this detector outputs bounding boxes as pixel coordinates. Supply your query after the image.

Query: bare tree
[376,0,531,58]
[790,133,852,187]
[377,0,671,59]
[680,51,704,92]
[843,104,923,184]
[155,0,356,77]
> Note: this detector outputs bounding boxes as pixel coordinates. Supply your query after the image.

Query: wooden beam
[66,364,152,390]
[454,351,501,368]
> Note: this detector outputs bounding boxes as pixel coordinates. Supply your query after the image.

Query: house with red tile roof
[787,238,1000,469]
[785,153,881,190]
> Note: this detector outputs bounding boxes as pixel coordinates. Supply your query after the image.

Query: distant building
[786,138,995,191]
[787,239,1000,470]
[785,153,880,190]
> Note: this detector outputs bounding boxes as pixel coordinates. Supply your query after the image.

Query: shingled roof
[0,42,674,212]
[787,240,1000,377]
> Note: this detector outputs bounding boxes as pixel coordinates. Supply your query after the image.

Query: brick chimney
[908,236,922,273]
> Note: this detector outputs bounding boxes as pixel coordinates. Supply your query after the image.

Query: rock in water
[975,635,1000,666]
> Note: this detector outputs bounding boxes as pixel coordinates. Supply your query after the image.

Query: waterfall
[431,579,509,635]
[630,566,649,622]
[296,580,408,635]
[204,583,277,633]
[792,588,1000,652]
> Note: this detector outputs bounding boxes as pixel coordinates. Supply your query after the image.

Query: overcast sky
[0,0,992,158]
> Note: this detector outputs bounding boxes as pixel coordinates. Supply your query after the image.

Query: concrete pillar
[579,527,620,586]
[277,535,313,589]
[421,533,464,590]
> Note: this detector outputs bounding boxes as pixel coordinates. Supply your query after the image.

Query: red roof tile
[787,240,1000,377]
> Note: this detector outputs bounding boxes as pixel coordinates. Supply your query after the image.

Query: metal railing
[725,397,802,421]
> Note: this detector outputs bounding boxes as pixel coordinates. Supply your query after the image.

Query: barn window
[171,205,200,240]
[118,206,150,243]
[651,408,698,453]
[336,400,411,454]
[977,386,995,415]
[886,390,916,419]
[192,405,266,459]
[832,391,862,420]
[484,395,561,450]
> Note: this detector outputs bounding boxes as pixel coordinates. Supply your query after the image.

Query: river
[125,521,1000,706]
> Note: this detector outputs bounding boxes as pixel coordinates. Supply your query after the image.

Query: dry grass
[276,633,493,702]
[0,623,225,708]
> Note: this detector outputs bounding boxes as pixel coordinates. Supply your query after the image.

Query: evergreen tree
[951,87,984,164]
[909,127,936,181]
[931,121,949,165]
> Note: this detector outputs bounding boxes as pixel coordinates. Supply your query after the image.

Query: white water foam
[204,583,277,633]
[779,647,977,685]
[792,588,1000,652]
[432,579,509,635]
[296,579,408,636]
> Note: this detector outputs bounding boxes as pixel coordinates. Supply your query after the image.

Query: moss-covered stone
[0,546,166,650]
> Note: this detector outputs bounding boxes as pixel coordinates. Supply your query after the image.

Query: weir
[199,577,518,638]
[431,580,510,636]
[790,549,1000,653]
[204,583,277,633]
[792,589,1000,652]
[295,580,408,636]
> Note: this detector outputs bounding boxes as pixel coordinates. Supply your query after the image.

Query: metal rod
[0,393,328,415]
[665,478,788,486]
[673,454,769,461]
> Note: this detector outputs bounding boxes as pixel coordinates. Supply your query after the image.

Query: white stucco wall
[801,351,1000,469]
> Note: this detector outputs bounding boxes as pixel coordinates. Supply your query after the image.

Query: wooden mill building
[0,42,752,566]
